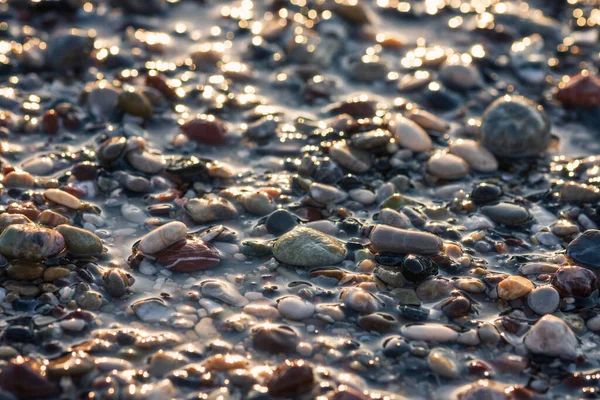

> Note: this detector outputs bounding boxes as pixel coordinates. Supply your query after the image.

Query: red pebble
[155,238,220,272]
[41,110,59,134]
[181,115,228,145]
[556,72,600,108]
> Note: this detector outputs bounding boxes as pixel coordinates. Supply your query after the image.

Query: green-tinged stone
[273,226,347,267]
[55,225,103,256]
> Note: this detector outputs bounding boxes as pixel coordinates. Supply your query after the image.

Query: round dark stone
[471,183,503,204]
[253,325,299,353]
[567,230,600,269]
[481,202,531,227]
[400,254,438,283]
[71,162,99,181]
[267,360,314,397]
[441,296,472,318]
[382,336,410,358]
[551,265,598,298]
[265,209,298,235]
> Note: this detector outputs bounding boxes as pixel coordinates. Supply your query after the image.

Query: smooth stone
[77,291,103,310]
[370,225,443,255]
[37,210,70,227]
[132,298,171,322]
[102,268,132,298]
[44,189,82,210]
[400,323,459,343]
[253,324,299,353]
[0,214,33,234]
[559,182,600,203]
[47,352,95,377]
[121,204,148,224]
[567,230,600,269]
[22,157,54,176]
[266,210,298,235]
[378,208,411,229]
[342,287,380,314]
[6,263,43,280]
[88,85,120,120]
[155,238,220,272]
[550,265,597,297]
[497,276,534,300]
[527,286,560,315]
[439,62,481,91]
[3,171,34,188]
[273,226,347,267]
[201,280,248,306]
[277,296,315,320]
[479,95,551,158]
[390,115,432,152]
[127,150,165,174]
[118,90,153,118]
[268,360,314,397]
[44,267,70,282]
[449,139,498,172]
[416,278,455,303]
[0,224,65,261]
[309,183,348,204]
[148,350,189,377]
[428,348,459,379]
[524,315,578,359]
[184,197,238,224]
[427,152,470,180]
[181,115,228,145]
[138,221,187,255]
[55,225,103,256]
[243,192,276,216]
[481,202,531,227]
[0,357,58,399]
[349,189,376,205]
[329,142,371,173]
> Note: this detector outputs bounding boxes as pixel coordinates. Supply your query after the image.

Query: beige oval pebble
[329,142,371,173]
[391,115,432,152]
[44,189,82,210]
[370,225,443,255]
[449,139,498,172]
[138,221,187,255]
[406,109,448,132]
[497,275,534,301]
[427,152,470,180]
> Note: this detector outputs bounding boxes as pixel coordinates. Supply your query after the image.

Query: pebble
[427,152,470,180]
[527,286,560,315]
[369,225,443,255]
[22,157,54,176]
[559,182,600,203]
[556,71,600,108]
[0,224,65,261]
[132,298,171,322]
[118,89,153,118]
[102,268,132,298]
[567,229,600,269]
[428,348,459,379]
[121,204,148,224]
[449,139,498,172]
[201,280,249,307]
[253,324,299,353]
[479,95,551,158]
[155,238,220,272]
[329,142,371,173]
[184,197,238,224]
[524,315,578,359]
[44,189,82,210]
[349,189,376,205]
[273,226,347,267]
[181,115,228,145]
[379,208,411,229]
[481,202,531,227]
[551,265,597,298]
[400,323,459,343]
[497,276,534,300]
[268,360,314,397]
[138,221,187,255]
[55,225,103,256]
[390,115,432,152]
[126,150,165,174]
[309,182,348,204]
[342,287,380,314]
[266,209,298,235]
[243,192,276,216]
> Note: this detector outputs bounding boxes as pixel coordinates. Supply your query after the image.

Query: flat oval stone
[567,230,600,269]
[273,226,347,267]
[138,221,187,255]
[0,214,33,234]
[253,324,299,353]
[427,152,470,180]
[370,225,443,255]
[184,198,238,224]
[126,150,165,174]
[391,115,432,152]
[268,360,314,397]
[44,189,82,210]
[449,139,498,172]
[181,115,228,145]
[481,202,531,227]
[400,323,459,343]
[277,296,315,320]
[329,142,371,173]
[0,224,65,261]
[55,225,103,256]
[155,238,220,272]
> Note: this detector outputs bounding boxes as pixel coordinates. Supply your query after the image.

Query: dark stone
[267,360,314,397]
[471,183,503,204]
[400,254,438,283]
[551,265,598,298]
[252,325,299,353]
[266,210,298,235]
[567,230,600,269]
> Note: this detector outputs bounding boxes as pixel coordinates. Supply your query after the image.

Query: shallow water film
[0,0,600,399]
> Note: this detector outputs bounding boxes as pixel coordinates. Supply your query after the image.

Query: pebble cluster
[0,0,598,399]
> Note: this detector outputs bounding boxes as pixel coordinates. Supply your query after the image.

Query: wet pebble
[55,225,103,256]
[370,225,443,255]
[273,226,347,267]
[497,276,534,301]
[449,139,498,173]
[567,229,600,269]
[138,221,187,255]
[481,202,531,227]
[527,286,560,315]
[278,296,315,320]
[524,315,578,359]
[427,153,470,180]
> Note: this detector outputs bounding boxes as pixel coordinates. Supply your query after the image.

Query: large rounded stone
[567,230,600,269]
[0,225,65,261]
[55,225,103,256]
[273,226,347,267]
[524,315,578,359]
